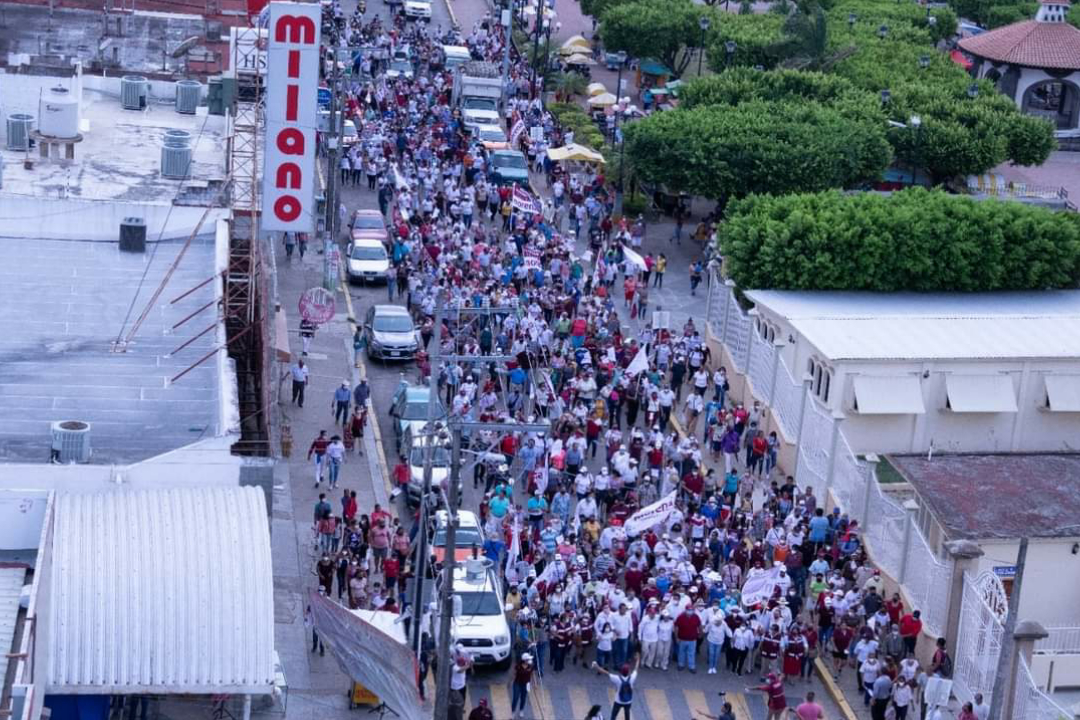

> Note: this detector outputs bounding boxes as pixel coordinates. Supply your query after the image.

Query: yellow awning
[587,82,607,97]
[561,35,590,50]
[547,143,606,164]
[586,91,617,106]
[566,53,597,66]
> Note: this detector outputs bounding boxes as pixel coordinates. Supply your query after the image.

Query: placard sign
[262,2,321,232]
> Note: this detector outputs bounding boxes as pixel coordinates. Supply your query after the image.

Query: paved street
[268,0,846,719]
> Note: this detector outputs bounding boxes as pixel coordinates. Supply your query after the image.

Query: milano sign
[262,2,320,232]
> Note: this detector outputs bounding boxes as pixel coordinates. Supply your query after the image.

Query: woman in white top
[891,675,914,720]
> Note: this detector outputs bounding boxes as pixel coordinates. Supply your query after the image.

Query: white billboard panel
[261,2,320,232]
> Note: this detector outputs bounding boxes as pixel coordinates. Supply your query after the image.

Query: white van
[442,45,471,70]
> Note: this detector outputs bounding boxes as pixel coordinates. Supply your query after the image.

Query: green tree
[623,99,891,199]
[719,189,1080,291]
[552,71,588,102]
[707,13,786,69]
[600,0,715,77]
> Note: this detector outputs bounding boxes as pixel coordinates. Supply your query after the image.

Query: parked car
[389,382,447,451]
[363,305,419,361]
[472,123,510,151]
[346,238,389,283]
[386,58,414,80]
[430,510,484,563]
[403,0,432,20]
[488,150,529,187]
[349,209,389,245]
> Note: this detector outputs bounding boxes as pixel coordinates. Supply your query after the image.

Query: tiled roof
[958,20,1080,70]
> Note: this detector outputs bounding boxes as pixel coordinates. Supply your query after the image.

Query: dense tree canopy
[599,0,713,78]
[623,99,891,199]
[719,189,1080,291]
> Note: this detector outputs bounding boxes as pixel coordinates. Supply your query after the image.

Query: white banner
[621,244,648,271]
[625,347,649,376]
[740,566,783,606]
[262,2,321,232]
[624,490,677,536]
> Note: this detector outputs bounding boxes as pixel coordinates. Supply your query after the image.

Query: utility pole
[323,45,341,292]
[501,0,513,100]
[989,536,1028,720]
[410,300,445,657]
[433,424,463,720]
[613,57,625,215]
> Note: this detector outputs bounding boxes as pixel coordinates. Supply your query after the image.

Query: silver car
[364,304,419,361]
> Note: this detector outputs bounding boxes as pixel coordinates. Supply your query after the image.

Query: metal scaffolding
[226,27,271,456]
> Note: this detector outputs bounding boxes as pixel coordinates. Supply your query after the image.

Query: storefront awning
[945,375,1018,413]
[1044,375,1080,412]
[852,376,925,414]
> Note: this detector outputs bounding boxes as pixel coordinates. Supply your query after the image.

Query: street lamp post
[919,54,930,69]
[968,82,980,98]
[848,12,857,29]
[698,15,710,76]
[878,24,889,39]
[724,39,736,69]
[909,114,921,186]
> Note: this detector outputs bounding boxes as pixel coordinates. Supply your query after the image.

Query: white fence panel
[900,530,953,638]
[954,572,1005,706]
[707,271,726,339]
[772,357,802,442]
[725,292,752,374]
[1036,626,1080,654]
[747,332,775,400]
[1012,655,1073,720]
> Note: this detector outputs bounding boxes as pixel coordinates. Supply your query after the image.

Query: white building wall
[973,538,1080,626]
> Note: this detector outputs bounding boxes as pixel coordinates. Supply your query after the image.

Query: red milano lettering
[268,8,318,228]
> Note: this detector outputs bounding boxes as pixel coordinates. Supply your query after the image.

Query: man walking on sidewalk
[308,430,329,487]
[326,435,345,489]
[333,381,351,425]
[290,359,309,407]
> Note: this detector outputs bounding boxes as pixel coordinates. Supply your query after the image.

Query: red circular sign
[299,287,336,324]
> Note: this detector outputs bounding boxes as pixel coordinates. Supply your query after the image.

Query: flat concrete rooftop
[0,234,225,464]
[0,72,227,205]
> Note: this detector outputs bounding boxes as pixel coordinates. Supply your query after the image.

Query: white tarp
[309,592,424,720]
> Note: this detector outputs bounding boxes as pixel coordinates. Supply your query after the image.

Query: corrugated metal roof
[746,290,1080,361]
[0,568,26,688]
[47,487,274,694]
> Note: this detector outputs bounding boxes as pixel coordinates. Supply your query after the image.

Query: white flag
[621,244,648,271]
[625,347,649,377]
[624,490,678,536]
[505,521,520,580]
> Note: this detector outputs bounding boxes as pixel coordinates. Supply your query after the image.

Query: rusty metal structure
[224,29,271,456]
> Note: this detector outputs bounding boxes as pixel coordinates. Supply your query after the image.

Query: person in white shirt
[655,611,675,671]
[706,615,733,674]
[729,622,755,675]
[638,606,661,667]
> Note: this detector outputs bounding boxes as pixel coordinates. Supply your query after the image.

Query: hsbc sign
[261,2,320,232]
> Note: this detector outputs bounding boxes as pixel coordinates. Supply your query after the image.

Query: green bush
[719,189,1080,291]
[706,13,786,70]
[623,99,892,199]
[621,193,648,216]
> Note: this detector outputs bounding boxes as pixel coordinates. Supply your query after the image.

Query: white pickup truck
[403,0,432,21]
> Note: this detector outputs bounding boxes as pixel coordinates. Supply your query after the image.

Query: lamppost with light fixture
[725,39,736,68]
[848,11,857,29]
[878,24,889,39]
[968,82,980,99]
[919,54,930,69]
[698,15,711,76]
[880,88,891,105]
[909,114,922,187]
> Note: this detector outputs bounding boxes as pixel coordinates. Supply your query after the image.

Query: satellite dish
[171,35,202,58]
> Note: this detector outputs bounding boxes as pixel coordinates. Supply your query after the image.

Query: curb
[443,0,459,29]
[813,658,861,720]
[338,265,394,500]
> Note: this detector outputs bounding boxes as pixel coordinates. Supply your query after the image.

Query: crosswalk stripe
[645,687,670,720]
[529,677,555,720]
[731,690,754,720]
[568,685,593,719]
[683,688,709,720]
[489,682,512,720]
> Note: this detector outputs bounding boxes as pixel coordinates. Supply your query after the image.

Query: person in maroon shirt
[831,623,855,679]
[510,654,534,716]
[750,673,788,720]
[674,607,702,672]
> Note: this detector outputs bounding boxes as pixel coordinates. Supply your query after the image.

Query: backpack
[939,651,953,678]
[617,676,633,704]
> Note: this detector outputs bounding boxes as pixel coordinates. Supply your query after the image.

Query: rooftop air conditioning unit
[120,75,148,110]
[161,129,192,178]
[6,114,33,151]
[175,79,201,114]
[51,420,92,463]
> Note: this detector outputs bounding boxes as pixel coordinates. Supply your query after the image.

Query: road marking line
[644,687,669,720]
[732,690,753,720]
[337,267,393,496]
[489,682,512,720]
[568,685,592,719]
[684,688,708,719]
[529,678,554,720]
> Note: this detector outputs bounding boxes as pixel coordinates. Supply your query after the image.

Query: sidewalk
[271,239,398,720]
